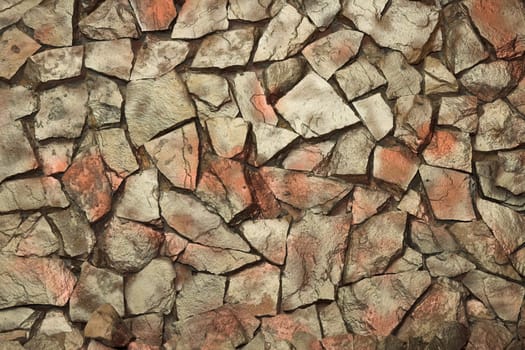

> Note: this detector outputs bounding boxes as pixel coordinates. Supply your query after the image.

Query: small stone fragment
[0,0,42,30]
[424,56,459,94]
[327,126,375,176]
[0,122,38,183]
[176,272,226,320]
[350,187,391,224]
[264,57,306,97]
[493,150,525,195]
[394,95,433,152]
[26,46,83,83]
[79,0,139,40]
[385,247,423,274]
[206,117,248,158]
[353,93,393,141]
[0,27,40,79]
[318,303,347,337]
[84,304,133,347]
[129,0,177,31]
[0,177,68,212]
[179,243,260,274]
[115,169,159,223]
[233,71,278,125]
[239,218,288,265]
[126,313,163,348]
[85,39,134,80]
[161,231,188,261]
[185,72,230,108]
[251,122,299,166]
[426,253,476,277]
[335,57,386,101]
[22,0,73,46]
[372,144,420,190]
[86,72,123,127]
[423,128,472,172]
[438,96,478,133]
[378,51,422,99]
[397,189,427,219]
[171,0,227,39]
[282,140,334,172]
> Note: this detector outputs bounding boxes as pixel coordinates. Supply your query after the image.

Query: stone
[302,29,363,79]
[377,51,422,99]
[476,160,525,211]
[0,0,42,30]
[322,334,382,350]
[22,0,73,46]
[254,4,316,62]
[161,231,188,261]
[99,217,163,273]
[466,320,513,350]
[0,27,40,79]
[426,253,476,277]
[0,255,76,308]
[335,57,386,101]
[125,71,195,147]
[160,190,249,251]
[79,0,139,40]
[129,0,176,31]
[422,128,472,172]
[0,85,38,122]
[394,95,433,152]
[85,304,132,347]
[239,218,288,265]
[47,206,95,258]
[37,141,74,175]
[185,72,230,108]
[126,313,163,348]
[0,177,68,212]
[397,189,427,219]
[326,126,374,176]
[409,221,457,255]
[292,0,340,28]
[171,0,227,39]
[206,117,248,158]
[251,122,299,166]
[438,96,478,133]
[385,247,423,274]
[145,122,199,190]
[282,212,351,310]
[95,128,138,179]
[86,73,123,127]
[353,93,393,141]
[338,271,431,336]
[245,168,283,219]
[0,121,38,183]
[344,211,406,283]
[26,46,83,83]
[494,150,525,195]
[423,56,458,94]
[318,303,347,337]
[508,77,525,114]
[372,144,420,190]
[282,140,335,172]
[115,169,160,223]
[264,57,306,97]
[125,258,176,315]
[24,329,84,350]
[178,243,260,274]
[69,263,124,322]
[350,187,390,224]
[35,83,88,141]
[233,71,278,125]
[227,0,279,21]
[8,214,59,257]
[0,307,39,333]
[192,28,255,69]
[226,263,280,316]
[85,39,134,80]
[276,72,360,138]
[176,272,226,320]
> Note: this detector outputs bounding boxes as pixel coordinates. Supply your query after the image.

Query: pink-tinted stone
[394,95,433,152]
[372,144,420,190]
[178,243,259,274]
[322,334,379,350]
[422,128,472,172]
[350,186,391,224]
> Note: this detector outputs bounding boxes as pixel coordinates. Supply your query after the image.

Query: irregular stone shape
[178,243,260,274]
[385,247,423,274]
[176,272,226,320]
[0,177,68,212]
[245,168,283,219]
[463,270,525,322]
[350,187,390,224]
[495,150,525,195]
[86,72,123,127]
[115,169,159,223]
[282,212,351,310]
[335,57,386,101]
[397,189,427,219]
[99,218,163,274]
[318,303,347,337]
[0,121,38,183]
[226,263,280,316]
[410,221,455,255]
[476,197,525,255]
[145,122,199,190]
[466,320,513,350]
[35,83,88,140]
[62,148,112,222]
[161,231,188,261]
[322,334,384,350]
[126,313,163,348]
[327,126,374,176]
[8,214,58,257]
[0,27,40,79]
[438,96,478,133]
[394,95,433,152]
[227,0,279,21]
[0,307,39,333]
[39,310,73,335]
[129,0,176,31]
[125,71,195,146]
[239,218,288,265]
[96,128,138,178]
[0,0,42,30]
[372,144,420,190]
[192,28,254,69]
[427,253,476,277]
[160,190,249,251]
[276,72,360,138]
[283,140,335,172]
[171,0,227,39]
[0,85,38,123]
[264,57,306,97]
[85,39,134,80]
[353,93,393,141]
[26,46,83,83]
[342,0,439,63]
[22,0,73,46]
[441,3,489,74]
[37,141,74,175]
[423,128,472,172]
[0,255,76,308]
[302,29,363,79]
[467,299,496,321]
[476,160,525,211]
[85,304,133,347]
[125,258,176,315]
[47,206,95,258]
[291,0,339,28]
[206,117,248,158]
[233,71,278,125]
[338,271,431,336]
[254,4,316,62]
[69,263,124,322]
[251,122,299,166]
[378,51,422,99]
[424,56,458,94]
[79,0,139,40]
[465,0,525,59]
[185,72,230,108]
[420,165,475,221]
[508,77,525,114]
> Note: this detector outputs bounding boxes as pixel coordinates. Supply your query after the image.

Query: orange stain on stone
[425,130,458,158]
[374,145,419,189]
[132,0,177,31]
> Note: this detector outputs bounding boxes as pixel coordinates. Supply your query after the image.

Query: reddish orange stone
[130,0,177,31]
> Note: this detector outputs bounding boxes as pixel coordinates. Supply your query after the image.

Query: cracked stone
[302,29,363,80]
[318,302,347,337]
[508,77,525,114]
[245,168,283,219]
[171,0,227,39]
[206,117,248,158]
[282,212,351,310]
[251,122,299,166]
[85,39,134,80]
[47,206,95,258]
[132,36,189,80]
[0,307,39,333]
[185,72,230,108]
[22,0,73,46]
[233,71,278,125]
[385,247,423,274]
[282,140,335,172]
[86,73,123,127]
[0,27,40,79]
[350,186,391,224]
[0,85,38,123]
[422,128,472,172]
[437,96,478,133]
[394,95,433,152]
[0,121,38,183]
[378,51,422,99]
[335,57,386,101]
[426,253,476,277]
[467,299,495,320]
[239,218,288,265]
[3,213,58,257]
[161,231,188,261]
[69,263,124,323]
[343,211,406,283]
[322,334,385,350]
[79,0,139,40]
[264,57,306,98]
[227,0,281,22]
[192,28,255,69]
[423,56,459,94]
[466,320,513,350]
[125,313,163,348]
[115,168,160,223]
[372,144,420,190]
[353,93,393,141]
[494,150,525,195]
[26,46,83,83]
[95,128,138,179]
[129,0,176,32]
[0,177,68,212]
[85,304,132,348]
[254,4,316,62]
[37,141,74,176]
[0,0,42,30]
[397,189,427,219]
[276,72,360,138]
[476,160,525,211]
[176,272,226,320]
[145,122,199,190]
[291,0,339,28]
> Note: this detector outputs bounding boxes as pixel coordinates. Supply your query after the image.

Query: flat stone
[47,206,95,258]
[353,93,393,141]
[254,4,316,62]
[292,0,340,28]
[115,169,160,223]
[125,313,163,348]
[508,77,525,114]
[302,29,363,79]
[318,303,347,337]
[0,0,42,30]
[2,213,57,257]
[95,128,138,179]
[0,27,40,79]
[125,258,176,315]
[251,122,299,166]
[179,243,259,274]
[239,218,288,265]
[129,0,176,31]
[125,71,195,147]
[233,71,278,125]
[424,56,458,94]
[372,144,420,190]
[397,189,427,219]
[86,72,123,127]
[22,0,73,46]
[26,46,83,83]
[282,212,351,310]
[322,334,384,350]
[0,177,68,212]
[438,96,478,133]
[350,186,391,224]
[327,126,374,176]
[85,39,133,80]
[228,0,281,21]
[427,253,476,277]
[394,95,433,152]
[282,140,335,172]
[335,57,386,101]
[206,117,248,158]
[145,122,199,190]
[160,190,249,251]
[32,309,72,336]
[423,128,472,172]
[378,51,422,99]
[245,169,283,219]
[0,254,76,308]
[466,320,513,350]
[410,221,458,255]
[37,141,74,175]
[338,271,431,336]
[494,150,525,195]
[385,247,423,274]
[0,307,39,333]
[276,72,360,138]
[85,304,132,347]
[171,0,227,39]
[0,121,38,183]
[467,299,496,320]
[79,0,139,40]
[264,57,306,97]
[176,272,226,320]
[192,28,255,69]
[161,231,188,261]
[185,72,230,108]
[0,85,38,123]
[69,263,124,323]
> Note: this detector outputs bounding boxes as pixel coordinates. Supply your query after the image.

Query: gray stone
[328,126,375,176]
[115,169,160,223]
[0,121,37,183]
[86,72,123,127]
[0,85,38,123]
[495,150,525,195]
[0,177,68,212]
[95,128,138,179]
[264,57,306,97]
[0,27,40,79]
[79,0,139,40]
[335,57,386,101]
[26,46,83,83]
[385,247,423,274]
[292,0,340,28]
[426,253,476,277]
[239,218,289,265]
[48,206,95,258]
[476,160,525,211]
[508,77,525,115]
[251,122,299,166]
[378,51,422,99]
[85,39,134,80]
[438,96,478,133]
[318,303,347,337]
[394,95,433,152]
[7,214,58,257]
[176,272,226,320]
[125,313,163,348]
[22,0,73,46]
[353,93,393,141]
[466,320,513,350]
[171,0,228,39]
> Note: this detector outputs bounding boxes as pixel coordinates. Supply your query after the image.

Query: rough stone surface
[84,39,134,80]
[79,0,139,40]
[27,46,83,83]
[353,93,393,141]
[438,96,478,133]
[0,177,69,212]
[328,126,375,176]
[423,128,472,172]
[171,0,228,39]
[0,121,38,183]
[22,0,73,46]
[424,56,458,94]
[335,57,386,101]
[84,304,132,347]
[176,272,226,320]
[86,72,123,127]
[0,27,40,79]
[239,219,288,265]
[178,244,260,274]
[129,0,176,32]
[394,95,433,152]
[373,144,420,190]
[378,51,422,99]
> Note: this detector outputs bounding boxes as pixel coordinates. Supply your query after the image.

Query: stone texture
[0,307,39,333]
[37,141,74,176]
[84,304,132,347]
[27,46,83,83]
[378,51,422,99]
[394,95,433,152]
[438,96,478,133]
[239,218,288,265]
[282,140,334,172]
[422,128,472,172]
[327,126,375,176]
[292,0,339,28]
[426,253,476,277]
[228,0,280,22]
[0,27,40,79]
[47,206,95,258]
[84,39,134,80]
[353,93,393,141]
[233,71,278,125]
[494,150,525,195]
[178,244,260,274]
[335,57,386,101]
[0,121,38,183]
[126,313,163,348]
[350,187,391,224]
[264,57,306,97]
[466,320,513,350]
[86,73,123,127]
[79,0,139,40]
[373,144,420,190]
[171,0,228,39]
[318,302,347,337]
[250,122,299,166]
[206,117,248,158]
[0,177,69,212]
[22,0,73,46]
[423,56,458,94]
[129,0,176,32]
[0,0,43,30]
[176,272,226,320]
[508,77,525,114]
[96,128,138,179]
[385,247,423,274]
[115,169,159,223]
